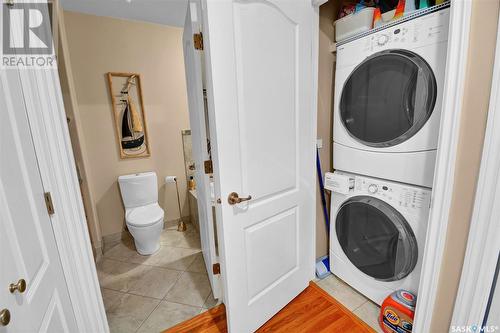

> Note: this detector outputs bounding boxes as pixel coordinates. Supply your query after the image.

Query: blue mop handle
[316,149,330,231]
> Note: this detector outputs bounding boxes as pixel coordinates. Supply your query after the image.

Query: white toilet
[118,172,164,255]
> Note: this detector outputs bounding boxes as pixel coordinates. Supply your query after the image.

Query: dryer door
[335,196,418,281]
[340,49,437,148]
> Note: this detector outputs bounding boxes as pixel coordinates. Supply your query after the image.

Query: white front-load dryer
[333,7,450,187]
[329,171,431,305]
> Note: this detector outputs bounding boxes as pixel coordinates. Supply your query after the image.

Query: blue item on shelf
[355,1,367,12]
[418,0,430,9]
[404,0,417,15]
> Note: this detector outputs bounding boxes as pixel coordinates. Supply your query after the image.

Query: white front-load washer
[333,6,450,188]
[329,171,431,305]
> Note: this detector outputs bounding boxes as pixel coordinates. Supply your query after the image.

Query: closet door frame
[412,1,474,332]
[450,9,500,330]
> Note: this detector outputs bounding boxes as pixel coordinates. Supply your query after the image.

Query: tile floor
[97,221,381,333]
[316,274,383,333]
[96,222,220,333]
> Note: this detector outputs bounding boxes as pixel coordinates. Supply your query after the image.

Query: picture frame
[107,72,151,159]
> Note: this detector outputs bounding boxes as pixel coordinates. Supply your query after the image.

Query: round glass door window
[335,196,418,281]
[340,49,437,147]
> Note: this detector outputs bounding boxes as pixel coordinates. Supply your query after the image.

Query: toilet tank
[118,172,158,208]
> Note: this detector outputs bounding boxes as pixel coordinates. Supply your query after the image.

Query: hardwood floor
[163,282,376,333]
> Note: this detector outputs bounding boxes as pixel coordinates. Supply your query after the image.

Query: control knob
[377,34,389,45]
[368,184,378,194]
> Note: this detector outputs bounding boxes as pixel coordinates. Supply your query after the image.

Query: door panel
[202,0,315,331]
[183,0,221,299]
[0,69,77,331]
[39,293,69,332]
[245,207,298,302]
[233,2,297,199]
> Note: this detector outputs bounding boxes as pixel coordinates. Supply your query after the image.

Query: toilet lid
[126,203,164,227]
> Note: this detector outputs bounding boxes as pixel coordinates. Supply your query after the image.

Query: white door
[183,0,221,299]
[201,1,316,332]
[0,69,78,331]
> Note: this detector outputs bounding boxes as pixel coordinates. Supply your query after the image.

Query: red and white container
[379,290,416,333]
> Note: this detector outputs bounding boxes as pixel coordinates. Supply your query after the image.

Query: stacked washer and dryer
[329,5,450,306]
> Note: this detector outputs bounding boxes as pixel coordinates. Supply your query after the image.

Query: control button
[394,28,401,34]
[382,186,388,191]
[368,184,378,194]
[377,34,389,46]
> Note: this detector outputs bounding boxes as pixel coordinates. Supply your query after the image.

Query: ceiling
[60,0,188,27]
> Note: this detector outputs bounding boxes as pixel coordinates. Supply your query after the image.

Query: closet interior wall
[316,0,345,258]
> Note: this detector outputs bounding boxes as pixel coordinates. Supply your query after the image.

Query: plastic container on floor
[334,7,376,42]
[315,256,331,279]
[379,290,416,333]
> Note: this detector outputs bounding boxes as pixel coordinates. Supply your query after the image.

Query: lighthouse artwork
[107,72,151,158]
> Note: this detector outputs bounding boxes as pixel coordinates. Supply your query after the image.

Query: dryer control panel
[336,8,450,69]
[369,9,449,50]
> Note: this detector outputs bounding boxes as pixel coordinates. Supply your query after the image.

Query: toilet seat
[126,203,164,227]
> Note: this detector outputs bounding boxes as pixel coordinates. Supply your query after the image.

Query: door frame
[182,0,222,299]
[450,11,500,328]
[7,2,108,332]
[412,1,473,332]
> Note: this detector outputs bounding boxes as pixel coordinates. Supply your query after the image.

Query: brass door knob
[0,308,10,326]
[9,279,26,294]
[228,192,252,205]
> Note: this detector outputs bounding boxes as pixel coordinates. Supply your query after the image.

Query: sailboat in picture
[120,75,145,152]
[121,98,144,149]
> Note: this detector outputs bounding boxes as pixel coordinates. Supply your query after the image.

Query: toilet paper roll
[165,176,177,184]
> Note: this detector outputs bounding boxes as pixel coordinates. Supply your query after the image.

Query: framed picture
[107,72,151,158]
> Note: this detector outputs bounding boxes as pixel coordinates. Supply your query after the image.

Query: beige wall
[63,11,191,238]
[57,29,103,253]
[431,1,499,330]
[316,1,341,259]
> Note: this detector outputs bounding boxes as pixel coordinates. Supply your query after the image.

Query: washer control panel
[353,176,431,214]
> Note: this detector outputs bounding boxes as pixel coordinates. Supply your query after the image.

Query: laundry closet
[316,0,450,313]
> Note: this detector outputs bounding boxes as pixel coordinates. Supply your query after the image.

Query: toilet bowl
[118,172,164,255]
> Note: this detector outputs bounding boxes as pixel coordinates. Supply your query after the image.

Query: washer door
[336,196,418,281]
[340,49,437,148]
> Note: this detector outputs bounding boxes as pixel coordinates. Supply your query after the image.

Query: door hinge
[44,192,55,215]
[193,33,204,50]
[204,160,213,174]
[212,263,220,275]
